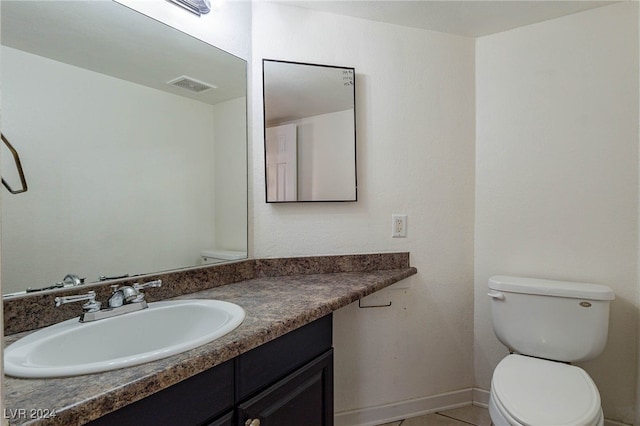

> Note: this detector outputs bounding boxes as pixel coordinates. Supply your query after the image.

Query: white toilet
[487,275,615,426]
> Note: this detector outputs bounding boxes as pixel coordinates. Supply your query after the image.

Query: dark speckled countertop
[3,253,416,426]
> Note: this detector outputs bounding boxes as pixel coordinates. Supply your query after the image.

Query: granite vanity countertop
[4,267,416,426]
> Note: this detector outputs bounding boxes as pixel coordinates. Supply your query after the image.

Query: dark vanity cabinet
[87,315,333,426]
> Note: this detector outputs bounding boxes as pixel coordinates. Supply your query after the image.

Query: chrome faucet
[62,274,84,287]
[54,280,162,323]
[25,273,85,293]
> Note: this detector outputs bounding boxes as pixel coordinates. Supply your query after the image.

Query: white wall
[475,3,639,423]
[252,2,476,421]
[1,46,218,293]
[274,109,356,201]
[297,110,355,201]
[214,97,248,251]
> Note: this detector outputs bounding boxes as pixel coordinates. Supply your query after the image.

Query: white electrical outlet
[392,214,407,238]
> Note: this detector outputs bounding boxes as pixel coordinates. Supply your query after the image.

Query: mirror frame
[262,59,357,203]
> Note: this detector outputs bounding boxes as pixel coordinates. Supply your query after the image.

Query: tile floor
[376,404,492,426]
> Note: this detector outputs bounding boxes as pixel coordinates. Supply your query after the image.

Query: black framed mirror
[262,59,357,203]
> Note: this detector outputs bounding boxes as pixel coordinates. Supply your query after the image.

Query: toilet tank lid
[489,275,615,301]
[200,250,247,260]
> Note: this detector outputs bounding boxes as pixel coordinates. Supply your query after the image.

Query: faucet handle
[128,280,162,303]
[55,291,102,313]
[133,280,162,291]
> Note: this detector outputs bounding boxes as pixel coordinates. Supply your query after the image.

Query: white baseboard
[472,388,490,408]
[334,389,474,426]
[335,387,627,426]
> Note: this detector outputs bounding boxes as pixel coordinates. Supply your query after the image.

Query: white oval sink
[5,299,245,378]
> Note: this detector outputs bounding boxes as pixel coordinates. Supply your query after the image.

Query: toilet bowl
[489,355,603,426]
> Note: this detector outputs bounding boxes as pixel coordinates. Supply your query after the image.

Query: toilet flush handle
[487,291,505,301]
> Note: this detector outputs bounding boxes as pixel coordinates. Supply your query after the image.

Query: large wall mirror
[1,0,248,296]
[262,59,357,203]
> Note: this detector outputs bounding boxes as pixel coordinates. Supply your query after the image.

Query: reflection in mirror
[262,59,357,203]
[1,1,247,296]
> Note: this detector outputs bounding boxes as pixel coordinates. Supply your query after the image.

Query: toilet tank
[488,275,614,363]
[201,250,247,265]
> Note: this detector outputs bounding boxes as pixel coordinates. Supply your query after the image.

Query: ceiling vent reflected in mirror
[167,75,217,93]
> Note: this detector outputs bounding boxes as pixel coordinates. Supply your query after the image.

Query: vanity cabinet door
[237,349,333,426]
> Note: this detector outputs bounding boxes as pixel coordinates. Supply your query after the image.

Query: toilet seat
[491,355,602,426]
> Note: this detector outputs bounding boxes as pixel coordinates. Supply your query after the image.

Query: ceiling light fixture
[167,0,211,16]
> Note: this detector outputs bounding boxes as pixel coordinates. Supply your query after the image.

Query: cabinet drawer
[236,314,332,400]
[87,359,234,426]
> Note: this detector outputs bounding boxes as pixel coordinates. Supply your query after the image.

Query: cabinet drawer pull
[245,419,261,426]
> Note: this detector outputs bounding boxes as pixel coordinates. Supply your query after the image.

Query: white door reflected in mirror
[266,124,298,202]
